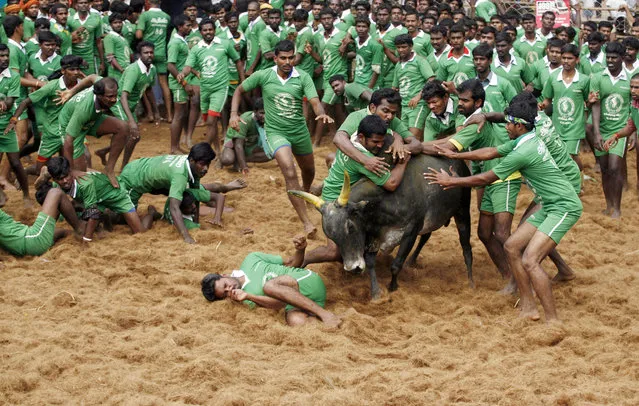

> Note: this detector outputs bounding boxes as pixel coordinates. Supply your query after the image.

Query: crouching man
[201,236,341,328]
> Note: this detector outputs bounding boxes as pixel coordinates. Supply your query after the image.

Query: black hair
[490,15,504,22]
[430,25,448,37]
[354,0,370,11]
[394,33,413,47]
[253,97,264,110]
[46,156,71,180]
[474,16,486,24]
[293,9,309,21]
[456,79,485,107]
[188,142,216,163]
[542,11,555,19]
[0,44,7,53]
[605,41,624,56]
[284,0,298,8]
[622,36,639,51]
[511,91,537,109]
[495,32,512,45]
[199,18,215,31]
[376,3,391,14]
[504,10,520,22]
[566,27,577,41]
[180,190,198,212]
[60,54,86,69]
[319,7,335,18]
[472,43,493,59]
[354,15,370,26]
[504,100,536,131]
[136,40,155,53]
[50,3,69,16]
[452,8,465,17]
[109,12,125,24]
[225,11,238,22]
[173,14,189,28]
[35,17,51,30]
[38,30,58,44]
[129,0,145,13]
[587,31,605,44]
[370,88,402,107]
[94,77,118,96]
[422,80,448,102]
[449,24,465,35]
[583,21,597,32]
[561,44,579,57]
[546,38,565,50]
[439,18,455,29]
[521,13,535,22]
[2,15,22,37]
[182,0,197,10]
[598,21,613,30]
[267,8,282,17]
[329,74,345,83]
[110,1,130,14]
[201,273,223,301]
[274,39,295,55]
[358,114,388,139]
[437,3,451,13]
[35,182,53,206]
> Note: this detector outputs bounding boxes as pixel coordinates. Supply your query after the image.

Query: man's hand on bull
[386,136,410,161]
[365,155,390,176]
[434,144,459,159]
[463,112,487,133]
[423,166,459,190]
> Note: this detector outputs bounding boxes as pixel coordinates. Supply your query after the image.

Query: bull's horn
[288,190,325,210]
[337,170,351,206]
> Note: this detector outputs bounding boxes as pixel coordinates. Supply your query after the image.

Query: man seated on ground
[118,143,246,244]
[298,115,410,266]
[328,74,373,114]
[220,97,270,174]
[201,236,342,328]
[162,189,224,230]
[0,186,82,257]
[45,157,156,244]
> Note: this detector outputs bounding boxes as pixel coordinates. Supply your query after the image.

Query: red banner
[536,0,571,28]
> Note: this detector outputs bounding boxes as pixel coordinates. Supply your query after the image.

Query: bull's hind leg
[389,230,419,292]
[365,251,381,300]
[406,233,431,267]
[454,209,474,288]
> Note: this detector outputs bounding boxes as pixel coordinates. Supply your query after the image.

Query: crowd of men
[1,0,638,326]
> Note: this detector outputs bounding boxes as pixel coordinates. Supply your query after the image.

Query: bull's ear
[348,200,368,212]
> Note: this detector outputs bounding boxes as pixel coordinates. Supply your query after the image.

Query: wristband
[181,79,187,87]
[613,133,619,141]
[82,236,92,242]
[9,116,18,124]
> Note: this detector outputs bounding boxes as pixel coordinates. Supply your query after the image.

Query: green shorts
[37,130,63,160]
[23,212,56,256]
[564,139,581,156]
[110,101,139,122]
[153,56,167,74]
[228,82,238,96]
[401,103,427,130]
[68,116,109,159]
[527,206,582,244]
[262,129,312,157]
[0,129,19,153]
[172,86,188,104]
[321,81,342,105]
[186,75,200,86]
[200,86,228,114]
[98,187,136,214]
[480,179,522,215]
[595,135,626,158]
[285,270,326,312]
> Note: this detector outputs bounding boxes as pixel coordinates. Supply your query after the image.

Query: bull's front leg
[364,250,381,300]
[389,227,420,292]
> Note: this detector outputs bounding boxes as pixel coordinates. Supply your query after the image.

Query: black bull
[289,154,474,300]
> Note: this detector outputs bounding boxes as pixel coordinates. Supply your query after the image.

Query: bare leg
[521,232,561,322]
[313,102,329,147]
[606,154,624,218]
[220,146,236,168]
[302,238,342,267]
[503,222,540,321]
[185,90,200,148]
[477,212,510,279]
[205,115,221,157]
[263,275,341,328]
[286,309,317,326]
[294,152,315,192]
[158,74,172,122]
[140,205,159,230]
[274,146,316,237]
[6,152,31,207]
[170,102,188,154]
[122,211,144,233]
[41,187,81,231]
[95,116,130,187]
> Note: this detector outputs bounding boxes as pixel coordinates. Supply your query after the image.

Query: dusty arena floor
[1,122,638,405]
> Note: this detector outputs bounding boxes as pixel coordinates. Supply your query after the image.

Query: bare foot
[34,166,51,189]
[305,223,317,239]
[226,178,247,191]
[321,313,342,329]
[171,147,188,155]
[148,205,161,220]
[519,307,541,321]
[104,170,119,188]
[95,149,108,167]
[609,210,621,219]
[553,270,576,283]
[498,278,518,295]
[0,177,17,191]
[23,197,34,209]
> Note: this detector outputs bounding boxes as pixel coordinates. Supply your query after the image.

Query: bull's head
[289,171,368,273]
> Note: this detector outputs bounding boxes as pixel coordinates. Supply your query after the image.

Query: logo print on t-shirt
[453,72,468,86]
[604,93,623,115]
[398,76,411,99]
[557,96,576,122]
[274,92,297,118]
[355,54,365,75]
[526,52,539,64]
[202,55,219,78]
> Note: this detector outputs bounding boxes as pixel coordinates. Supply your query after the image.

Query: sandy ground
[1,123,638,405]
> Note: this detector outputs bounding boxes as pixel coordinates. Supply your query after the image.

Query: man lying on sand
[201,236,342,328]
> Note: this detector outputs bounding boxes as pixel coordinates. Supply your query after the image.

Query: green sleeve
[423,118,437,140]
[436,61,447,81]
[521,59,534,85]
[589,74,600,94]
[79,180,98,208]
[371,42,383,69]
[496,139,516,156]
[582,77,591,102]
[301,71,318,100]
[104,34,115,55]
[449,124,480,151]
[186,187,211,203]
[227,39,240,62]
[28,80,57,104]
[391,66,399,88]
[541,76,554,100]
[419,58,435,79]
[136,13,146,31]
[354,157,391,186]
[65,108,87,138]
[454,113,465,128]
[8,47,21,72]
[492,147,525,180]
[502,80,517,103]
[167,41,179,64]
[259,30,272,53]
[389,117,412,139]
[185,46,197,68]
[338,111,359,135]
[243,252,284,266]
[168,173,189,201]
[241,69,263,92]
[346,83,367,100]
[7,74,20,98]
[120,66,137,94]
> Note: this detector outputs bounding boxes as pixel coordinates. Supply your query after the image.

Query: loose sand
[1,123,638,405]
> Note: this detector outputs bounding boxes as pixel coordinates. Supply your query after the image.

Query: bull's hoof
[370,287,389,303]
[405,257,417,268]
[468,279,476,289]
[388,282,399,292]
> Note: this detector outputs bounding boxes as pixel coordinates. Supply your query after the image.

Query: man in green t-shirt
[178,18,244,158]
[375,4,407,88]
[167,15,192,155]
[68,0,103,75]
[50,3,73,56]
[426,100,582,323]
[436,24,476,87]
[0,185,82,257]
[351,16,383,89]
[492,32,534,94]
[27,31,61,82]
[258,8,287,70]
[513,14,546,64]
[135,0,171,121]
[201,236,342,328]
[421,80,464,141]
[590,42,630,218]
[230,40,333,238]
[104,13,132,83]
[328,74,372,113]
[220,98,270,174]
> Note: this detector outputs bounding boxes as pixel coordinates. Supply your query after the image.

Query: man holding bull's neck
[300,115,411,266]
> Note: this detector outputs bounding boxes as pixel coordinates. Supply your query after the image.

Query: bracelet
[82,236,92,242]
[180,79,187,87]
[9,116,18,124]
[613,133,619,140]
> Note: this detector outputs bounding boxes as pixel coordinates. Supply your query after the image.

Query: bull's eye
[346,220,356,233]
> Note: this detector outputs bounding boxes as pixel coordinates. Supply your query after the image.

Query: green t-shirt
[236,252,313,308]
[579,51,605,76]
[0,69,21,128]
[314,27,349,83]
[67,12,102,60]
[245,17,266,69]
[530,57,561,95]
[57,172,127,210]
[436,48,476,86]
[343,82,371,112]
[492,55,533,93]
[590,69,631,137]
[294,26,318,77]
[228,32,246,84]
[375,24,408,87]
[0,209,29,255]
[426,46,450,74]
[322,148,390,201]
[103,31,132,77]
[224,111,261,149]
[423,97,464,141]
[119,155,200,201]
[167,32,189,89]
[50,21,72,56]
[354,35,383,88]
[513,35,546,64]
[186,27,203,49]
[475,0,497,20]
[186,37,240,91]
[119,60,157,109]
[7,39,27,99]
[58,88,107,143]
[162,187,211,230]
[392,53,434,106]
[241,67,318,135]
[542,69,590,141]
[338,107,412,139]
[494,132,582,214]
[481,73,517,115]
[28,52,61,81]
[28,77,70,136]
[136,7,170,59]
[23,16,35,42]
[121,20,136,47]
[24,37,39,58]
[413,30,433,58]
[258,25,286,69]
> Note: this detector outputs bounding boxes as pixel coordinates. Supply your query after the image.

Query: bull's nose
[344,259,366,273]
